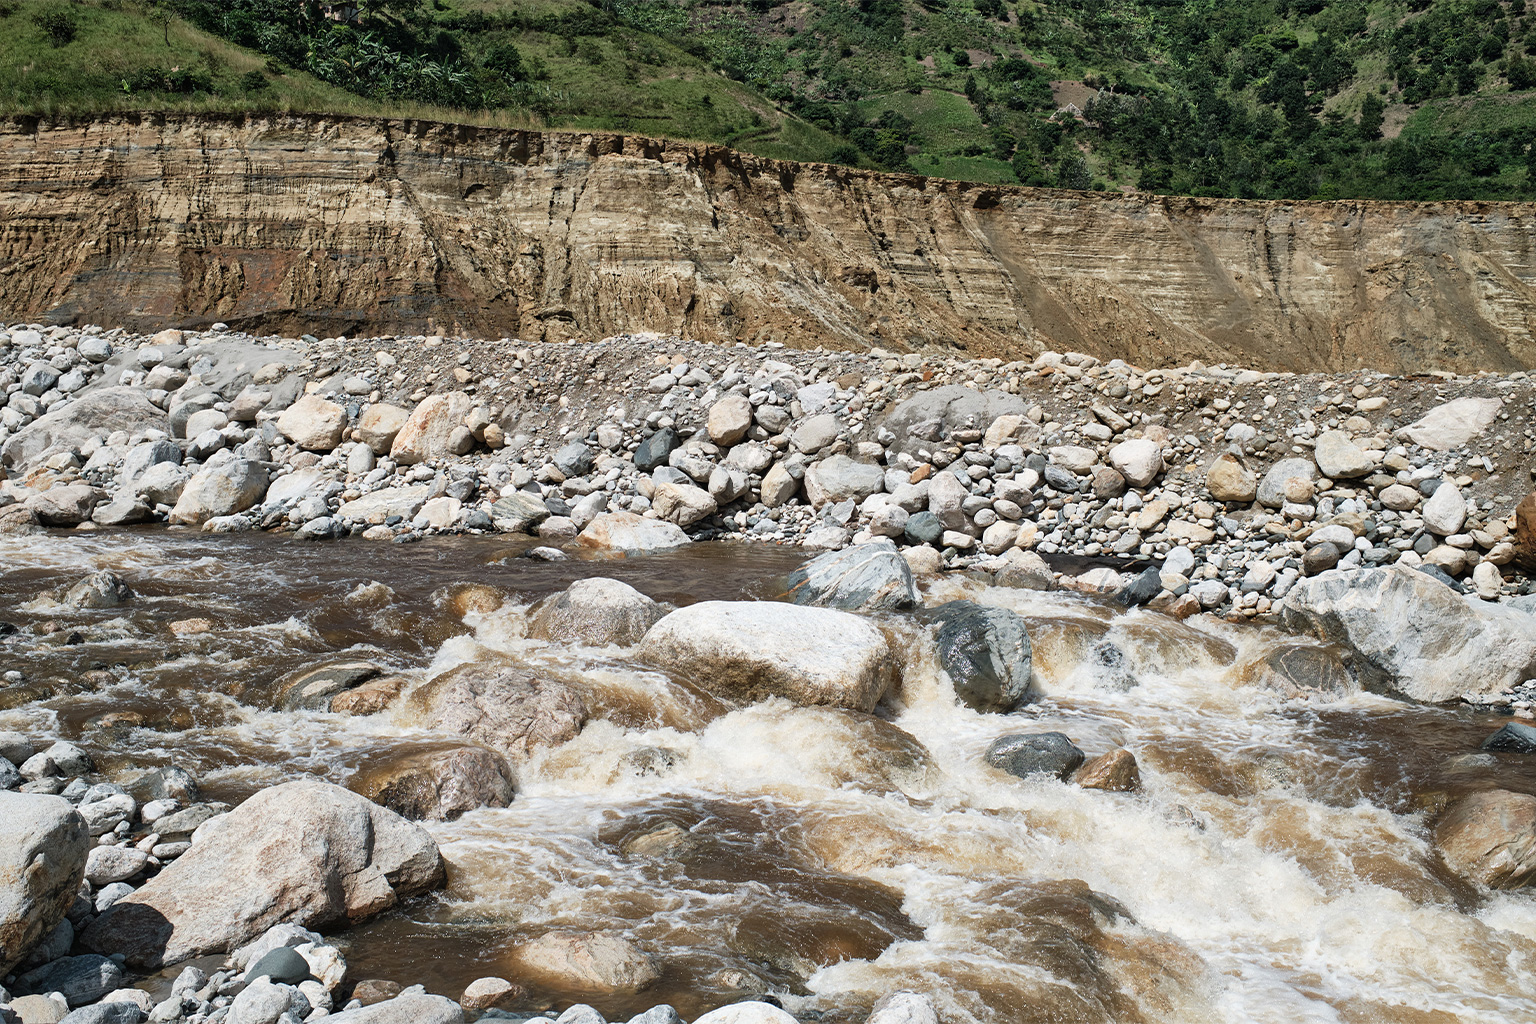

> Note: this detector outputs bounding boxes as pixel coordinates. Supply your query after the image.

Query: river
[3,531,1535,1024]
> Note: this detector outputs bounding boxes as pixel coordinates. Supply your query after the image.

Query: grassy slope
[0,0,1532,195]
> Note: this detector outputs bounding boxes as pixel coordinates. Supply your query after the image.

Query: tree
[1358,93,1384,141]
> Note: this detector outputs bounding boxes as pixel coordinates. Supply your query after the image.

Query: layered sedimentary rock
[3,113,1535,373]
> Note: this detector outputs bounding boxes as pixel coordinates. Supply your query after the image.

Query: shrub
[33,8,79,48]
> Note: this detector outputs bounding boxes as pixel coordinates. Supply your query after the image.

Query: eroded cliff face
[2,113,1534,373]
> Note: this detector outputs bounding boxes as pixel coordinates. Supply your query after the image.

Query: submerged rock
[350,745,514,822]
[1236,642,1357,699]
[1,793,89,975]
[1279,565,1536,702]
[527,577,665,648]
[506,930,660,995]
[81,781,444,969]
[639,601,897,712]
[1434,789,1536,889]
[1074,749,1142,792]
[63,571,133,610]
[924,600,1034,712]
[784,540,918,612]
[1482,722,1536,755]
[411,660,587,764]
[272,660,384,711]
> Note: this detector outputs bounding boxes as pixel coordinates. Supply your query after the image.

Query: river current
[3,531,1535,1024]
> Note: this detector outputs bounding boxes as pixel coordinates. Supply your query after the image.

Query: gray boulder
[63,571,132,610]
[57,1003,145,1024]
[926,601,1034,712]
[633,428,681,473]
[784,540,918,612]
[1,793,89,975]
[881,385,1026,458]
[803,455,885,508]
[17,954,123,1007]
[81,782,444,969]
[2,388,168,471]
[1257,458,1316,509]
[526,578,664,647]
[325,992,465,1023]
[1279,565,1536,702]
[985,733,1085,780]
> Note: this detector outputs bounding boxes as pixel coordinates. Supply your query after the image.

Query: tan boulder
[356,404,410,455]
[1074,749,1141,792]
[350,745,514,822]
[409,660,587,764]
[505,931,659,995]
[276,395,346,452]
[1205,452,1257,503]
[1434,789,1536,888]
[391,392,473,465]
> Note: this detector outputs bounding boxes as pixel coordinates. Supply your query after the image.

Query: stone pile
[1,321,1534,620]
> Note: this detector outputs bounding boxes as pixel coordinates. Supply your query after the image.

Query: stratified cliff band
[2,113,1534,373]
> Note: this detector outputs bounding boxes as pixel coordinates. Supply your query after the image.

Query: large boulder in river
[168,457,267,527]
[784,540,918,612]
[924,600,1034,712]
[409,660,587,764]
[526,578,664,647]
[1433,789,1536,889]
[1,793,89,975]
[1,387,168,471]
[577,511,689,555]
[1279,565,1536,702]
[81,781,444,969]
[638,601,897,711]
[350,746,514,822]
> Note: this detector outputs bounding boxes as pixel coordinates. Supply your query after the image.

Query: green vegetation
[2,0,1535,200]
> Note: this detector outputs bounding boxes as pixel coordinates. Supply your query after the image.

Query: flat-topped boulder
[638,601,897,711]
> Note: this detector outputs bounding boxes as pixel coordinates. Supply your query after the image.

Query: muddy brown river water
[4,530,1536,1024]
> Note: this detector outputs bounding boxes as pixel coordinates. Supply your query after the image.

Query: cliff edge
[2,113,1534,373]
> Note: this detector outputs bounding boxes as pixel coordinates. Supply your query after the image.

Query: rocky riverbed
[4,322,1536,1024]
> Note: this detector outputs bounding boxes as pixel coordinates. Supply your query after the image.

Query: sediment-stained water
[3,530,1534,1024]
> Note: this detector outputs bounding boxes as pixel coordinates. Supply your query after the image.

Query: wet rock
[63,571,132,609]
[460,976,527,1012]
[338,485,432,525]
[1114,565,1164,608]
[28,485,107,527]
[507,931,660,995]
[925,600,1034,712]
[1,793,89,975]
[330,675,410,716]
[1205,452,1257,502]
[527,578,664,648]
[1279,565,1536,702]
[81,781,445,969]
[276,395,345,452]
[1237,642,1356,698]
[17,955,123,1007]
[1073,749,1141,792]
[390,392,474,465]
[168,457,267,527]
[577,512,689,555]
[346,979,402,1006]
[866,990,939,1024]
[412,661,587,764]
[324,990,465,1023]
[639,601,896,712]
[784,540,918,612]
[1401,397,1503,451]
[350,745,514,822]
[691,1002,798,1024]
[1483,722,1536,755]
[273,661,384,712]
[1434,789,1536,888]
[985,732,1085,781]
[246,944,313,984]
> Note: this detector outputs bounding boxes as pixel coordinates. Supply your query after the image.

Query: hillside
[1,1,1534,200]
[4,114,1534,373]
